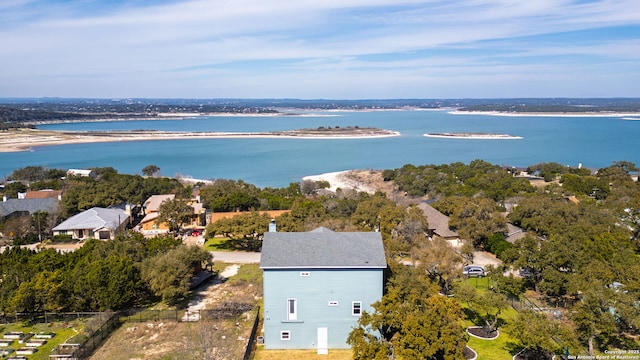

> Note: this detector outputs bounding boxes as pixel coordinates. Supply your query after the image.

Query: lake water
[1,110,638,188]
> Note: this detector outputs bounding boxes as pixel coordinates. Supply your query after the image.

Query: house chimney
[268,219,277,232]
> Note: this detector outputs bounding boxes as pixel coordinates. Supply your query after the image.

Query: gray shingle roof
[260,227,387,269]
[505,223,527,243]
[53,207,129,231]
[417,203,459,238]
[0,198,59,218]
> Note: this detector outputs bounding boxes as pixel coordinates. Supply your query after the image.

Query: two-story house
[260,225,387,354]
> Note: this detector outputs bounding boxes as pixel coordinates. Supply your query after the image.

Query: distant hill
[1,98,639,123]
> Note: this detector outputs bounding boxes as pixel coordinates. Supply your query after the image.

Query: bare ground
[90,264,260,360]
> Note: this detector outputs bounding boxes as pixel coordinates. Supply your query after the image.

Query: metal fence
[243,306,261,360]
[1,312,104,325]
[2,305,259,359]
[69,312,121,360]
[121,303,254,323]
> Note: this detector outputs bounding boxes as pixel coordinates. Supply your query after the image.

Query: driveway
[210,251,261,264]
[471,251,502,268]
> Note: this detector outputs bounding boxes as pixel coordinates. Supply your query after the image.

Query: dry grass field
[90,263,262,360]
[254,348,353,360]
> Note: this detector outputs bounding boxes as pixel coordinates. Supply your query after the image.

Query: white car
[463,265,485,277]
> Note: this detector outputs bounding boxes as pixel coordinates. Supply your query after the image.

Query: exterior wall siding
[263,268,383,349]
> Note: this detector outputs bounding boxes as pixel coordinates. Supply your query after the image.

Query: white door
[317,327,328,355]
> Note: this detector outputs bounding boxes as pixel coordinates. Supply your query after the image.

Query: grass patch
[456,277,521,360]
[0,322,83,360]
[203,237,232,251]
[254,348,353,360]
[465,276,494,291]
[464,305,520,360]
[227,264,263,287]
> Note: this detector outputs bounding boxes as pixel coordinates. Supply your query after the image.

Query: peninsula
[0,126,400,152]
[424,132,522,139]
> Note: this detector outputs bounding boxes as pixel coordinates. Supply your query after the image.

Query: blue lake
[1,110,638,188]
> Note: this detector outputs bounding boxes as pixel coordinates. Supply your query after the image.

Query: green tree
[206,212,271,251]
[140,246,212,304]
[506,309,575,360]
[2,181,27,199]
[455,282,508,335]
[389,206,429,256]
[435,196,506,248]
[414,237,462,296]
[142,164,161,177]
[352,192,405,235]
[571,291,618,355]
[348,265,466,360]
[9,270,65,313]
[199,179,260,212]
[157,197,194,233]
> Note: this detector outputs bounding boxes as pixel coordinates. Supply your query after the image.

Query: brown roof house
[52,207,130,240]
[24,190,63,200]
[417,202,461,247]
[137,194,206,235]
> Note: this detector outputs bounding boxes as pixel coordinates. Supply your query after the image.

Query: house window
[328,301,339,307]
[281,331,290,340]
[352,301,362,316]
[300,272,310,277]
[59,230,67,235]
[287,298,297,320]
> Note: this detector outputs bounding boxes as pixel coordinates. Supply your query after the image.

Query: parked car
[463,265,485,277]
[518,268,534,278]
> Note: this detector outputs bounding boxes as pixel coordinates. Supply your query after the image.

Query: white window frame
[328,301,339,307]
[287,298,297,320]
[300,271,310,277]
[281,331,291,340]
[352,301,362,316]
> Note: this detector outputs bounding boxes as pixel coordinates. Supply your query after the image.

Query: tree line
[3,159,640,356]
[0,233,211,313]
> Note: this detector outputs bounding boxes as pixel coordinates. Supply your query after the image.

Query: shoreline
[424,133,522,140]
[0,128,400,153]
[302,170,376,194]
[449,110,640,118]
[23,111,339,125]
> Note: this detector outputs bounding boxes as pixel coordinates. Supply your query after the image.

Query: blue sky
[1,0,639,99]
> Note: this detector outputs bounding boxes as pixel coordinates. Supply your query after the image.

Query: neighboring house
[209,210,290,224]
[260,226,387,353]
[417,202,460,246]
[137,194,206,234]
[66,169,95,178]
[505,223,527,244]
[138,195,175,234]
[0,197,59,221]
[24,189,63,200]
[52,207,130,240]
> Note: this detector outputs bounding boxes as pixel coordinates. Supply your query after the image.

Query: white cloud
[1,0,639,97]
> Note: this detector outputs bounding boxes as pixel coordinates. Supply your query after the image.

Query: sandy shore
[449,110,640,118]
[0,128,400,153]
[302,170,376,193]
[424,133,522,139]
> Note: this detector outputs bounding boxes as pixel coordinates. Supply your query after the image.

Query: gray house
[417,202,460,245]
[0,197,59,221]
[260,226,387,353]
[52,207,130,240]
